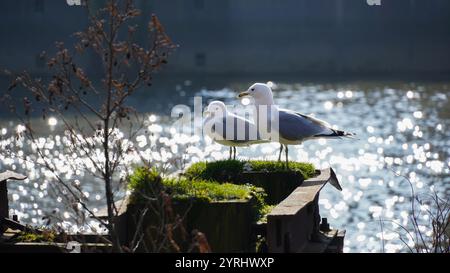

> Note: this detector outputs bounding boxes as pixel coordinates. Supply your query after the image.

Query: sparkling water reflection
[0,81,449,252]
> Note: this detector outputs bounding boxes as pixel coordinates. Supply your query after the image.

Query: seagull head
[205,100,228,117]
[238,83,274,105]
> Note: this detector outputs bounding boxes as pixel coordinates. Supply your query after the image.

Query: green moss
[164,178,258,203]
[185,160,315,182]
[248,160,316,178]
[129,166,264,203]
[255,236,267,253]
[184,160,245,182]
[257,205,275,223]
[128,162,317,224]
[128,166,164,204]
[128,167,269,223]
[16,230,56,243]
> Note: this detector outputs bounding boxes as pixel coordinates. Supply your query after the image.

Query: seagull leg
[233,147,237,160]
[278,144,284,162]
[285,145,289,169]
[229,147,232,160]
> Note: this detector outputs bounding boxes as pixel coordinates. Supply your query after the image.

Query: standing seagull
[238,83,356,166]
[203,101,267,159]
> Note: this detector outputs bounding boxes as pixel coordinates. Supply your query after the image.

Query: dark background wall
[1,0,450,78]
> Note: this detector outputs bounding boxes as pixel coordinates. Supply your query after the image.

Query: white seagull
[203,100,268,159]
[238,83,356,166]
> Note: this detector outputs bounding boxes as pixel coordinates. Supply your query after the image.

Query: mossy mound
[248,161,315,177]
[184,160,315,183]
[129,166,264,203]
[128,167,267,220]
[184,160,316,205]
[163,178,257,203]
[127,167,269,252]
[16,230,56,243]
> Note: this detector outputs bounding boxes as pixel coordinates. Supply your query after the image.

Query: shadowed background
[0,0,448,253]
[1,0,450,78]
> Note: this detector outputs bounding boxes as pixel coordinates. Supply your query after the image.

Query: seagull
[238,83,356,166]
[203,101,267,159]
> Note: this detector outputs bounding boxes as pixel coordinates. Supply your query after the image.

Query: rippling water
[1,80,449,252]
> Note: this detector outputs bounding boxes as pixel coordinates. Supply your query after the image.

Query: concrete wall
[1,0,450,78]
[0,1,88,74]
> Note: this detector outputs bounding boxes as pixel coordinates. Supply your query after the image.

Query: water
[1,79,449,252]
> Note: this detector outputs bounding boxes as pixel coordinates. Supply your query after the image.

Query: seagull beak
[237,91,250,98]
[204,110,211,116]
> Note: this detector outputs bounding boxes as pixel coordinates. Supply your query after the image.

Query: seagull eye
[251,88,255,91]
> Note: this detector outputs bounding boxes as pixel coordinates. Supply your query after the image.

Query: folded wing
[278,109,339,141]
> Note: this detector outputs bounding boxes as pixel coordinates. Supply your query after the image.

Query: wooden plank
[1,218,28,232]
[1,171,26,222]
[326,230,346,253]
[266,168,343,253]
[0,242,112,253]
[301,229,337,253]
[0,171,27,182]
[268,168,331,217]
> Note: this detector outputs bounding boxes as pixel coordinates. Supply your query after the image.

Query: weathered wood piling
[109,167,345,253]
[266,168,345,253]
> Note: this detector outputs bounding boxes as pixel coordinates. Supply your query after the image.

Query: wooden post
[0,171,27,220]
[0,180,7,220]
[266,168,345,253]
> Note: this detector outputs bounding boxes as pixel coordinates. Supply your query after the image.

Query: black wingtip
[329,168,343,191]
[314,129,357,139]
[336,130,357,139]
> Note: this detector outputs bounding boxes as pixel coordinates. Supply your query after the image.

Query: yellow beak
[237,91,250,98]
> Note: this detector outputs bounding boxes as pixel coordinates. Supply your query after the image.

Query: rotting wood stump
[100,197,256,253]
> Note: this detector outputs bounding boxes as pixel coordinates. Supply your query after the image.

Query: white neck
[252,103,279,125]
[253,95,275,106]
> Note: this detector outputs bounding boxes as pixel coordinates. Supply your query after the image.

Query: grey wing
[296,112,356,138]
[212,116,263,143]
[297,112,331,128]
[278,110,334,141]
